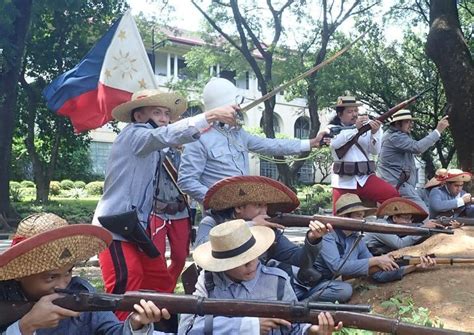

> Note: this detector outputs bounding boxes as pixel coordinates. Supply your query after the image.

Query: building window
[260,159,278,179]
[260,114,281,133]
[89,142,112,177]
[297,160,315,184]
[220,70,236,84]
[170,57,193,79]
[294,116,310,139]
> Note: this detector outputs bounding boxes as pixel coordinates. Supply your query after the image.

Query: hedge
[60,179,75,190]
[85,181,104,196]
[20,180,35,188]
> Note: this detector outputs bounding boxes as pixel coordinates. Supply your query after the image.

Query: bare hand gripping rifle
[268,213,454,236]
[0,290,468,335]
[334,86,434,159]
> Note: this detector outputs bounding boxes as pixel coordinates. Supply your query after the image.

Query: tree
[0,0,33,218]
[426,0,474,172]
[15,1,127,202]
[188,0,379,187]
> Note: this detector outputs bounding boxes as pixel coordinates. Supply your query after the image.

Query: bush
[60,179,75,190]
[85,181,104,196]
[66,188,88,199]
[9,182,24,202]
[74,181,86,189]
[20,180,35,188]
[19,187,36,199]
[312,184,326,193]
[10,181,21,191]
[49,181,61,196]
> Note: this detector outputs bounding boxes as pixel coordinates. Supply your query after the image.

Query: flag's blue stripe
[42,16,122,112]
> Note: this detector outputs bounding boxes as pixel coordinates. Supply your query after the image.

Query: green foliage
[381,295,444,328]
[296,185,332,214]
[60,179,74,190]
[13,199,98,224]
[73,181,86,189]
[49,181,61,196]
[66,188,88,199]
[20,180,35,188]
[85,181,104,196]
[9,182,24,202]
[19,187,36,199]
[9,181,21,191]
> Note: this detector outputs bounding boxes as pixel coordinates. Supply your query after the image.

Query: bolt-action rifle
[395,253,474,266]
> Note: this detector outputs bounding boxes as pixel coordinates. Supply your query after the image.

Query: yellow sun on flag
[112,50,138,80]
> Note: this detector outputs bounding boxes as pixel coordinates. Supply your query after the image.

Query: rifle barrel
[268,213,453,236]
[396,255,474,266]
[436,216,474,226]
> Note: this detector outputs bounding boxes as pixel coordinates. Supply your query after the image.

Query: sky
[127,0,411,45]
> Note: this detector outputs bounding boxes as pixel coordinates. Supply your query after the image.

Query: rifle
[395,253,474,266]
[268,213,454,236]
[319,125,357,146]
[435,216,474,227]
[334,86,434,159]
[0,290,467,335]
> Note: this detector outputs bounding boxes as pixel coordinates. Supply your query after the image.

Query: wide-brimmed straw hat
[331,96,363,108]
[424,168,448,189]
[112,89,187,123]
[389,109,418,124]
[0,213,112,281]
[335,193,377,217]
[203,176,300,215]
[193,219,275,272]
[377,197,428,222]
[438,168,472,183]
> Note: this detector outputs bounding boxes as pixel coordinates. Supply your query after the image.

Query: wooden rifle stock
[435,216,474,227]
[268,213,454,236]
[334,86,434,159]
[0,290,467,334]
[395,253,474,266]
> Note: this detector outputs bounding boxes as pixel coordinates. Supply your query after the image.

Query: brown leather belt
[154,199,187,215]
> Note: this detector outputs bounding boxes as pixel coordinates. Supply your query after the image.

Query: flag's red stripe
[57,83,132,133]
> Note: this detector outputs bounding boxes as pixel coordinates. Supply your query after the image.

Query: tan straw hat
[0,213,112,281]
[335,193,376,217]
[389,109,417,124]
[203,176,300,215]
[441,168,472,183]
[112,89,187,123]
[332,95,363,108]
[424,168,447,189]
[377,197,428,222]
[193,219,275,272]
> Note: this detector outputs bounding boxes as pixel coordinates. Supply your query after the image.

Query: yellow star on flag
[117,30,127,41]
[138,78,147,88]
[104,69,112,79]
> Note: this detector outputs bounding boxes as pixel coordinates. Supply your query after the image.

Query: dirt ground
[350,227,474,333]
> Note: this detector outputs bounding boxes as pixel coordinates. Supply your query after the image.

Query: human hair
[329,106,346,126]
[130,107,144,122]
[209,207,235,224]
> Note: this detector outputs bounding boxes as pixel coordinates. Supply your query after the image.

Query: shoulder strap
[204,271,215,295]
[276,275,286,300]
[162,155,191,210]
[355,142,370,160]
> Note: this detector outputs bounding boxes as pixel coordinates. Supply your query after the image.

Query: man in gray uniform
[377,109,449,211]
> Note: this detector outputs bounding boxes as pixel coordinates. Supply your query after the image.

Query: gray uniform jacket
[93,115,208,240]
[177,125,310,203]
[428,185,474,218]
[178,263,311,334]
[377,127,440,187]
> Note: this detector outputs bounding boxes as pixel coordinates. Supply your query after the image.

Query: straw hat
[203,176,300,215]
[389,109,417,124]
[193,219,275,272]
[112,89,187,123]
[439,168,472,183]
[331,96,363,108]
[0,213,112,281]
[424,168,447,189]
[376,197,428,222]
[203,78,239,111]
[335,193,376,217]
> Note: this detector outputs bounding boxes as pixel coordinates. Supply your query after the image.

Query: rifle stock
[268,213,454,236]
[334,86,434,159]
[0,290,467,335]
[435,216,474,227]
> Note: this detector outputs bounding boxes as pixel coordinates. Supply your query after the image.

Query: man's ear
[234,206,244,215]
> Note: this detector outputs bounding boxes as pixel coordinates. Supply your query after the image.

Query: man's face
[135,106,171,126]
[399,120,413,134]
[224,258,259,282]
[348,210,365,220]
[447,181,464,196]
[17,264,74,300]
[392,214,413,224]
[234,203,268,220]
[339,107,359,125]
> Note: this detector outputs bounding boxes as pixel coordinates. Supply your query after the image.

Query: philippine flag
[43,10,157,133]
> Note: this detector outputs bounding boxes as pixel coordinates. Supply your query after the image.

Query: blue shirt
[428,185,474,218]
[177,125,310,203]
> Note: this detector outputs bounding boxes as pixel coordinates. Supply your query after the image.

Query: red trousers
[149,215,190,290]
[332,175,399,214]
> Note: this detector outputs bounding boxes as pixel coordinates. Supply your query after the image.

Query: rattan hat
[335,193,376,217]
[389,109,418,124]
[424,168,447,189]
[112,89,187,123]
[0,213,112,281]
[203,176,300,215]
[377,197,428,222]
[440,168,472,183]
[331,95,363,108]
[193,219,275,272]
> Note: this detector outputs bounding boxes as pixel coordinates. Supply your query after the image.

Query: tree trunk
[0,0,33,217]
[426,0,474,172]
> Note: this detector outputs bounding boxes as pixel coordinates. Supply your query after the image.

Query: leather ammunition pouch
[98,210,160,258]
[333,160,376,176]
